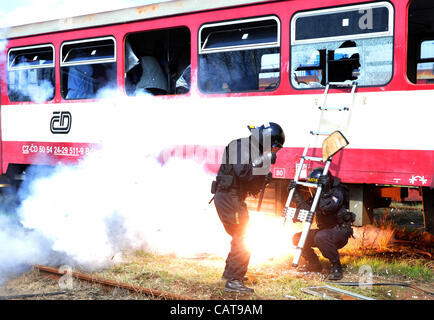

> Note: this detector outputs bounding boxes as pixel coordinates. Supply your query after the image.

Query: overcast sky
[0,0,169,27]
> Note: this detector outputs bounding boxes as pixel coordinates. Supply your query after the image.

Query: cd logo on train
[50,111,72,134]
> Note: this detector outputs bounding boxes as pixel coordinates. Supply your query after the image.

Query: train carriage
[0,0,433,232]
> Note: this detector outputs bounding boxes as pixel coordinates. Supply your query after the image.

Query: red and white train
[0,0,433,232]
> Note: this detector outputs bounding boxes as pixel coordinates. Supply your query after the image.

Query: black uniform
[214,136,271,282]
[292,178,354,269]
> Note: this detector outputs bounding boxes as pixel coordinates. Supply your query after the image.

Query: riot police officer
[289,168,355,280]
[212,122,285,293]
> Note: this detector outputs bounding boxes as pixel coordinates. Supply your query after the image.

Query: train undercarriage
[246,179,434,234]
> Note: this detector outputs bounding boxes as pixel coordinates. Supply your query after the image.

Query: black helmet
[248,122,285,150]
[307,167,333,183]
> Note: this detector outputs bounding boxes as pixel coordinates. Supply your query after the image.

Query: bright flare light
[245,211,301,265]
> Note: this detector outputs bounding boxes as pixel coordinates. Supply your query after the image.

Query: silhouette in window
[294,41,360,86]
[66,64,95,99]
[327,40,360,83]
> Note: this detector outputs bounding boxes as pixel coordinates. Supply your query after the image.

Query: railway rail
[34,265,196,300]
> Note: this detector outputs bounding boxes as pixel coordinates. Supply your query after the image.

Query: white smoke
[16,78,55,103]
[0,90,233,284]
[0,0,281,284]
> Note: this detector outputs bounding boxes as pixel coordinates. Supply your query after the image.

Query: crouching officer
[211,122,285,293]
[290,168,355,280]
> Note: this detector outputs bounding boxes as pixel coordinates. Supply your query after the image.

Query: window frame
[198,15,281,94]
[60,36,117,67]
[198,15,281,54]
[290,2,395,90]
[415,38,434,84]
[291,2,394,46]
[8,43,55,71]
[7,43,56,102]
[124,25,192,96]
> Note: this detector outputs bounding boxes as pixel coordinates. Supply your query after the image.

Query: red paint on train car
[0,0,432,188]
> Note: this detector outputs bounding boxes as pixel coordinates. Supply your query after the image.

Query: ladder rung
[303,156,323,162]
[310,131,332,136]
[296,181,318,188]
[318,106,350,111]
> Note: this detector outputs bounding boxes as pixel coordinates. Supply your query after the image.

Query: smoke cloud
[0,0,290,283]
[0,88,236,284]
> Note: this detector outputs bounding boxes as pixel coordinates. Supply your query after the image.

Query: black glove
[287,179,297,191]
[318,174,330,190]
[270,152,277,164]
[265,172,273,184]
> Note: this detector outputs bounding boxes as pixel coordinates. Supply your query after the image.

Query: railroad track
[34,265,196,300]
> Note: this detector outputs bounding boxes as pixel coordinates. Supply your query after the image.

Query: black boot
[297,254,322,272]
[328,262,343,281]
[222,274,248,281]
[297,262,322,273]
[224,280,254,293]
[222,269,248,281]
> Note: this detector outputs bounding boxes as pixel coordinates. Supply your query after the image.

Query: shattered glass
[291,37,393,88]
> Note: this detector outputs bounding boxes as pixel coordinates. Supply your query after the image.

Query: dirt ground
[0,254,432,301]
[0,268,150,300]
[0,206,432,300]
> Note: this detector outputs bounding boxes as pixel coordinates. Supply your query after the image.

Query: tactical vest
[211,136,265,197]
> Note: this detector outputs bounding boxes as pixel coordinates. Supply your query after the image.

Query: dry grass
[1,205,433,300]
[86,248,432,300]
[91,252,327,300]
[1,248,432,300]
[0,268,149,300]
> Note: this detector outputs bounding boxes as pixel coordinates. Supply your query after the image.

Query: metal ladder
[283,81,357,267]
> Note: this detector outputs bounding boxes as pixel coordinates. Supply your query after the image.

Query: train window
[125,27,190,96]
[60,37,117,99]
[291,2,394,88]
[416,40,434,83]
[198,16,280,93]
[7,44,55,102]
[408,1,434,84]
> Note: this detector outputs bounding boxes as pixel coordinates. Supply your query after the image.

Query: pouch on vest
[211,180,217,194]
[337,208,356,225]
[216,175,234,191]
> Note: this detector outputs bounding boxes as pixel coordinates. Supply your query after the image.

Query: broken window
[124,27,190,96]
[61,37,117,100]
[407,0,434,84]
[417,40,434,84]
[7,44,55,102]
[198,17,280,93]
[291,2,393,88]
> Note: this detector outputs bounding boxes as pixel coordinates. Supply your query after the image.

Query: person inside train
[66,64,95,99]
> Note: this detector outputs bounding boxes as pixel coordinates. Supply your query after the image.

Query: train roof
[0,0,278,40]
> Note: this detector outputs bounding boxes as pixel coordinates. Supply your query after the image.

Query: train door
[407,0,434,233]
